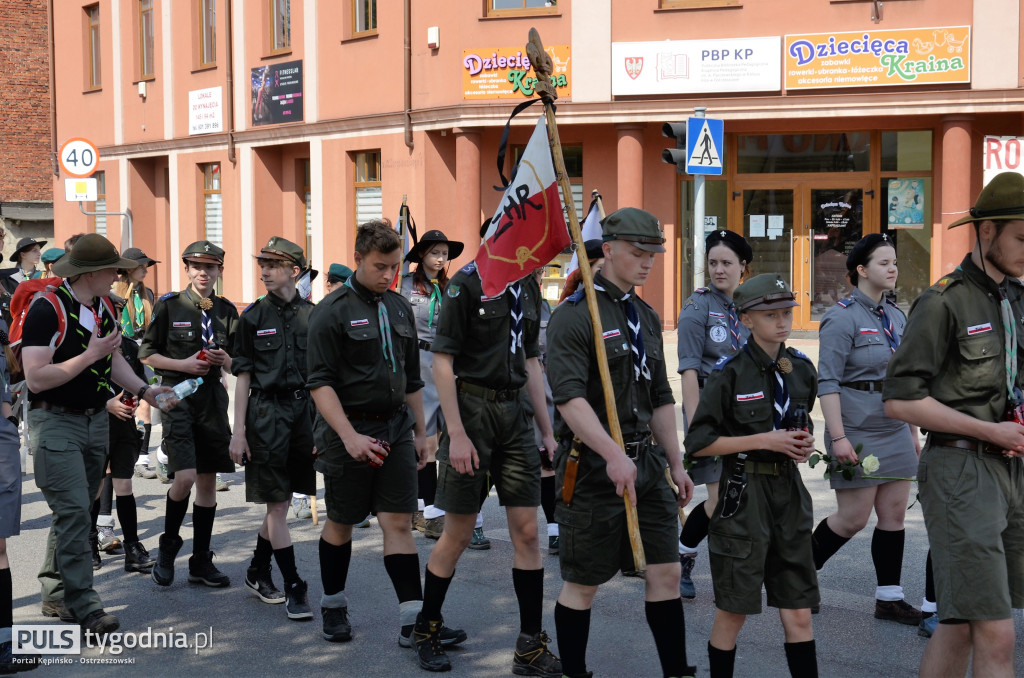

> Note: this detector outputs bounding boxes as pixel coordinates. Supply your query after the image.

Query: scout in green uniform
[21,235,172,635]
[684,274,819,678]
[883,172,1024,678]
[139,240,238,589]
[229,237,316,620]
[546,208,696,678]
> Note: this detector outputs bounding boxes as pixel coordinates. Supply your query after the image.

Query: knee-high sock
[540,475,556,525]
[811,519,851,570]
[554,602,590,678]
[98,473,114,516]
[680,500,711,550]
[318,538,351,596]
[191,503,216,554]
[512,568,543,635]
[0,568,11,630]
[871,528,905,588]
[115,494,139,543]
[383,553,422,603]
[421,566,454,621]
[273,546,300,586]
[252,534,273,570]
[784,640,818,678]
[164,491,189,537]
[645,598,690,678]
[708,643,736,678]
[418,462,437,506]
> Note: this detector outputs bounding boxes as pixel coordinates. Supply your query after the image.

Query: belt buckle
[624,441,640,459]
[293,390,303,400]
[497,389,512,402]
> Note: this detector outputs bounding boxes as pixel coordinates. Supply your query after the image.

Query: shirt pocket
[344,324,381,364]
[603,332,631,367]
[168,327,196,354]
[391,320,415,363]
[472,297,509,343]
[957,332,1001,394]
[850,332,888,368]
[733,398,772,431]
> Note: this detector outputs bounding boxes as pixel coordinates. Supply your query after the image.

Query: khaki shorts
[707,458,819,615]
[244,393,316,503]
[919,444,1024,621]
[435,390,540,515]
[555,441,679,586]
[162,383,233,475]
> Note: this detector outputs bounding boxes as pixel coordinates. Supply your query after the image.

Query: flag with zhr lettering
[476,115,570,298]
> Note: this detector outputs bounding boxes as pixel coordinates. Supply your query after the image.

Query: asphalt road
[8,333,1023,676]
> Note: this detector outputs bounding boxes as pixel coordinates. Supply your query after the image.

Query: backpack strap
[39,292,69,350]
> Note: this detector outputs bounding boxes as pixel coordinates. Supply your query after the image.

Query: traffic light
[662,122,687,175]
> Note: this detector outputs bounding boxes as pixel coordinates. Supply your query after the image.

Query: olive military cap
[601,207,666,253]
[255,236,306,269]
[734,274,799,313]
[182,240,225,265]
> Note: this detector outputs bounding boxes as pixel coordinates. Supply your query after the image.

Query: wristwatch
[137,385,151,401]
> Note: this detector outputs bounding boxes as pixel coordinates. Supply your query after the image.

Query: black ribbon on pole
[492,98,546,192]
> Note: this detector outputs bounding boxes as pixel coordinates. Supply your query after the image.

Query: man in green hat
[547,207,695,678]
[20,234,172,636]
[884,171,1024,677]
[229,236,316,621]
[140,240,238,590]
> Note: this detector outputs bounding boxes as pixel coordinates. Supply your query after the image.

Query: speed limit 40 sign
[59,138,100,178]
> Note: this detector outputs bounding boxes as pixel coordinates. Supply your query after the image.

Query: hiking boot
[413,614,451,672]
[679,553,696,599]
[412,510,426,532]
[0,638,39,673]
[245,565,284,604]
[291,496,312,519]
[875,599,922,626]
[188,551,230,587]
[512,630,561,677]
[468,527,490,550]
[919,613,939,638]
[422,516,445,540]
[151,533,183,586]
[399,622,467,648]
[321,606,352,642]
[123,540,155,573]
[547,535,559,555]
[89,531,101,571]
[285,580,313,620]
[40,599,75,623]
[156,460,170,484]
[79,609,120,636]
[215,473,229,492]
[134,463,157,479]
[97,525,122,553]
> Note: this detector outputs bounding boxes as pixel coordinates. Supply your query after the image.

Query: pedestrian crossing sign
[686,117,724,176]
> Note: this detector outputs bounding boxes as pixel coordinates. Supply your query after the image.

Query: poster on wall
[188,86,223,135]
[462,46,571,99]
[887,178,925,229]
[251,60,303,126]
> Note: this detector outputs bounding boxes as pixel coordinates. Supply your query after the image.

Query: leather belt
[418,339,432,351]
[622,434,652,460]
[457,380,521,403]
[842,380,885,393]
[743,459,793,476]
[252,389,308,400]
[30,401,104,416]
[347,407,402,422]
[929,434,1006,457]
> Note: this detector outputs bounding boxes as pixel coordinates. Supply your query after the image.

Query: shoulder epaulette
[694,287,709,294]
[712,353,737,371]
[460,262,477,275]
[931,275,961,294]
[566,288,585,304]
[836,295,856,308]
[241,298,261,314]
[159,291,178,301]
[787,347,813,363]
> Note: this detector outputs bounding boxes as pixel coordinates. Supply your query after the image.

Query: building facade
[50,0,1024,328]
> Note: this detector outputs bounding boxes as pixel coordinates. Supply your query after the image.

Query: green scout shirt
[684,341,816,461]
[883,255,1024,425]
[138,288,238,387]
[231,291,314,391]
[431,263,540,390]
[305,275,423,413]
[546,273,673,440]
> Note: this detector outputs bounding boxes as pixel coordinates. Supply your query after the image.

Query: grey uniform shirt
[400,275,440,345]
[677,286,749,378]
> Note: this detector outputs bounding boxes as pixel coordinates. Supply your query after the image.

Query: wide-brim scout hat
[405,230,465,264]
[122,247,159,267]
[601,208,666,253]
[51,233,139,277]
[10,237,47,262]
[327,263,353,283]
[583,239,605,261]
[705,229,753,264]
[846,233,894,272]
[182,240,225,265]
[950,172,1024,228]
[734,274,799,312]
[41,248,65,264]
[255,236,306,269]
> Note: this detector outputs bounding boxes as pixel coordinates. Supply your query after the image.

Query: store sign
[462,46,571,99]
[983,136,1024,185]
[785,26,970,90]
[612,37,780,95]
[251,60,304,126]
[188,86,223,135]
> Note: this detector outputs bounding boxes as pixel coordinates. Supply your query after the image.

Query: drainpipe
[403,0,413,149]
[226,0,237,164]
[47,0,58,175]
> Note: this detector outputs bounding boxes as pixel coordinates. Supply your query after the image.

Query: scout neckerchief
[509,281,524,354]
[185,287,215,346]
[59,280,113,394]
[121,285,146,338]
[746,342,790,430]
[427,278,442,327]
[1000,289,1018,400]
[346,278,397,372]
[727,303,742,351]
[875,303,900,353]
[596,281,650,382]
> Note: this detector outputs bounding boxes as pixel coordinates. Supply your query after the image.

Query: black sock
[252,534,273,570]
[421,566,453,621]
[384,553,423,603]
[141,423,152,455]
[418,462,437,506]
[164,491,190,537]
[192,503,216,554]
[811,519,851,570]
[319,538,351,596]
[871,528,905,588]
[645,598,689,678]
[783,640,818,678]
[273,546,300,587]
[924,549,935,610]
[540,475,556,525]
[115,493,139,543]
[512,568,544,635]
[99,473,114,515]
[0,568,11,629]
[90,496,101,529]
[708,643,736,678]
[680,500,710,549]
[554,602,590,678]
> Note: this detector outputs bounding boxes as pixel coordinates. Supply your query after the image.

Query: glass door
[739,188,796,290]
[805,182,872,324]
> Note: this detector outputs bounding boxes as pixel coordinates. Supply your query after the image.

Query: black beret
[705,230,752,264]
[846,233,895,272]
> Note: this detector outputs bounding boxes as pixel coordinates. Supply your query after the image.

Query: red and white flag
[476,115,570,298]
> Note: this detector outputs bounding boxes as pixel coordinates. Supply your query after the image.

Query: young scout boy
[229,237,316,620]
[546,208,696,678]
[140,241,238,589]
[414,255,560,675]
[684,273,820,678]
[306,221,465,650]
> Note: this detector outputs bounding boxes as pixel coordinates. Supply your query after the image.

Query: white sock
[137,454,151,466]
[875,585,904,602]
[921,599,937,613]
[547,523,559,537]
[292,492,307,500]
[423,505,445,520]
[417,499,425,511]
[474,512,484,529]
[679,543,699,556]
[157,449,169,464]
[96,515,115,529]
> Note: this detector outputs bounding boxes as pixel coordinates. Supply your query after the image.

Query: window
[202,163,223,245]
[199,0,216,67]
[736,133,870,174]
[303,159,312,258]
[139,0,155,79]
[86,4,101,89]
[354,0,376,34]
[354,151,382,227]
[270,0,290,52]
[93,171,107,236]
[659,0,741,8]
[487,0,558,16]
[511,145,583,218]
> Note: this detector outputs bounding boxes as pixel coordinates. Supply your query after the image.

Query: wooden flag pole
[527,29,646,572]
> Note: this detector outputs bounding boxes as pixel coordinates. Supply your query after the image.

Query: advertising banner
[188,86,223,135]
[251,60,303,126]
[462,46,570,99]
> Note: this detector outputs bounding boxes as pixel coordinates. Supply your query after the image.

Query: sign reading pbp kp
[59,138,100,178]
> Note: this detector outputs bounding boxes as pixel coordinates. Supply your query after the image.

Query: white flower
[861,454,880,475]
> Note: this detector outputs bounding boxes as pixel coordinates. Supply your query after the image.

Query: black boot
[89,528,102,570]
[188,550,230,588]
[151,534,183,586]
[123,540,155,573]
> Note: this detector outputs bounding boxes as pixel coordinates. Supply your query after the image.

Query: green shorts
[555,441,679,586]
[707,457,819,615]
[244,393,317,503]
[107,414,140,480]
[314,407,417,524]
[919,444,1024,621]
[162,383,234,475]
[435,390,540,515]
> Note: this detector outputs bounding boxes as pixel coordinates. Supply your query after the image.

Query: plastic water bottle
[155,377,204,412]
